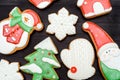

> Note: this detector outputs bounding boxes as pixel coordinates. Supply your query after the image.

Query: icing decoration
[20,63,42,74]
[3,24,23,44]
[34,37,58,54]
[60,38,95,79]
[29,0,54,9]
[0,7,43,54]
[82,21,120,80]
[10,7,32,33]
[0,59,23,80]
[100,62,120,80]
[20,48,60,80]
[77,0,112,18]
[46,7,78,41]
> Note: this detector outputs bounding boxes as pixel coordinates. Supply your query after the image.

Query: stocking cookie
[0,7,43,54]
[20,37,60,80]
[29,0,54,9]
[0,59,23,80]
[82,21,120,80]
[60,38,95,79]
[77,0,112,19]
[46,7,78,41]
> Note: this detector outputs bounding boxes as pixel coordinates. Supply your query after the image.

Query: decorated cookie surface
[0,59,23,80]
[29,0,54,9]
[61,38,95,79]
[46,7,78,41]
[0,7,43,54]
[20,37,60,80]
[82,21,120,80]
[77,0,112,19]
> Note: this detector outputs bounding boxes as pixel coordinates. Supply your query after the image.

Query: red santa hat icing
[23,9,43,31]
[29,0,53,9]
[82,21,119,56]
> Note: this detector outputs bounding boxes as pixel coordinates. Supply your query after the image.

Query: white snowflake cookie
[46,7,78,41]
[0,59,23,80]
[60,38,95,79]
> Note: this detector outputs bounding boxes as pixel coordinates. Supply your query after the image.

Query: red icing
[70,66,77,73]
[3,24,23,44]
[83,21,113,51]
[29,0,53,6]
[79,0,111,16]
[24,9,41,28]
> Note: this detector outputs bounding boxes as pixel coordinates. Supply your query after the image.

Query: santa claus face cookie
[29,0,54,9]
[60,38,95,79]
[77,0,112,19]
[82,21,120,80]
[0,7,43,54]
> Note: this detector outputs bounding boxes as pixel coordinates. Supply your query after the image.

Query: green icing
[21,48,60,80]
[10,7,32,33]
[100,61,120,80]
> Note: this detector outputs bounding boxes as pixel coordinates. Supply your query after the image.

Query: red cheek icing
[70,66,77,73]
[3,24,24,44]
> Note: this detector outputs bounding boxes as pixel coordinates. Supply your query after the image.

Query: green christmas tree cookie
[20,37,60,80]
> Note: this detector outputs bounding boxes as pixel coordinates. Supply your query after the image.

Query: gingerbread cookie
[20,37,60,80]
[60,38,95,79]
[82,21,120,80]
[46,7,78,41]
[0,59,23,80]
[0,7,43,54]
[29,0,54,9]
[77,0,112,19]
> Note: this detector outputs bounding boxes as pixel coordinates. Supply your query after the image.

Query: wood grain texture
[0,0,120,80]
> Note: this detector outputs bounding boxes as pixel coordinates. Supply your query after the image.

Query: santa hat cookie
[60,38,95,79]
[0,7,43,54]
[20,37,60,80]
[82,21,120,80]
[77,0,112,19]
[29,0,54,9]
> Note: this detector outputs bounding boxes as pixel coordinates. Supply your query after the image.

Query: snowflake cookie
[46,7,78,41]
[0,59,23,80]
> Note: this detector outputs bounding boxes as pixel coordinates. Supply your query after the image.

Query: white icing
[42,57,60,67]
[0,19,29,54]
[0,59,23,80]
[20,63,42,74]
[36,23,43,30]
[77,0,84,6]
[61,39,95,79]
[83,22,89,29]
[34,37,58,54]
[46,8,78,41]
[22,13,34,27]
[98,43,120,71]
[37,2,50,9]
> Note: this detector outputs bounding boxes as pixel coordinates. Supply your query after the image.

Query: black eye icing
[48,52,51,55]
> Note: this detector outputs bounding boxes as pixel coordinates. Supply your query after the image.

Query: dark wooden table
[0,0,120,80]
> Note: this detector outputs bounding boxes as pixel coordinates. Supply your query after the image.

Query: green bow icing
[10,7,32,33]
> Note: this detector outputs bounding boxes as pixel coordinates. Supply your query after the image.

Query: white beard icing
[99,48,120,71]
[0,19,29,54]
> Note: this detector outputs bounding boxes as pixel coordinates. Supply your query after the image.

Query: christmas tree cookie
[0,59,23,80]
[20,37,60,80]
[82,21,120,80]
[0,7,43,54]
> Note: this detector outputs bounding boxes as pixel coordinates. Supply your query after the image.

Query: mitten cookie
[46,7,78,41]
[20,37,60,80]
[77,0,112,19]
[0,59,23,80]
[29,0,54,9]
[61,38,95,79]
[0,7,43,54]
[82,21,120,80]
